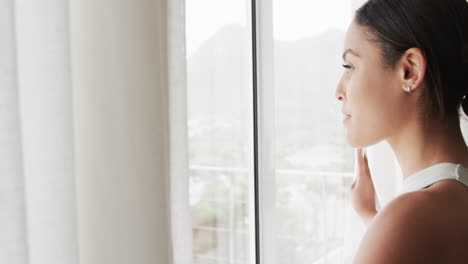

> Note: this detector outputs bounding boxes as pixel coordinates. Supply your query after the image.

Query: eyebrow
[342,48,360,61]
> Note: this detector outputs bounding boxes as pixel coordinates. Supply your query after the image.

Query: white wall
[70,0,170,263]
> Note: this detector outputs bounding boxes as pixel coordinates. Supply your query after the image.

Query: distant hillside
[187,24,350,170]
[187,24,251,121]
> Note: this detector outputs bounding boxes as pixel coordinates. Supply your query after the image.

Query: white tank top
[399,163,468,194]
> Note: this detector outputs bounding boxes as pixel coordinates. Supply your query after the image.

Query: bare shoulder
[353,191,446,264]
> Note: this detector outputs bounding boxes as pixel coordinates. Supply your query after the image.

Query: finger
[355,148,362,168]
[356,148,365,166]
[362,149,371,174]
[354,148,362,182]
[356,148,362,159]
[355,148,366,174]
[355,148,371,177]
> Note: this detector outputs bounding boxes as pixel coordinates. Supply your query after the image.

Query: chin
[346,138,366,148]
[345,130,383,148]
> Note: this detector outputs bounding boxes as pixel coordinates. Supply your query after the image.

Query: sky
[185,0,353,57]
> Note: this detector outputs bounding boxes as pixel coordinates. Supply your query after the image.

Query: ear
[397,47,426,93]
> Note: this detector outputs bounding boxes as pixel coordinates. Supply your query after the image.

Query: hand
[350,148,377,225]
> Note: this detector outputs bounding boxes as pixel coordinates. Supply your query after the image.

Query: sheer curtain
[1,0,79,263]
[0,0,189,263]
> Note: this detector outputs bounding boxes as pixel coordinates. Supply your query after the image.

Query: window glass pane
[185,1,255,264]
[272,0,355,263]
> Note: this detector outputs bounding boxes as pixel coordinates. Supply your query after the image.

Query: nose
[335,78,345,102]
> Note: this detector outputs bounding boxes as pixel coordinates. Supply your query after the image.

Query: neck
[387,115,468,180]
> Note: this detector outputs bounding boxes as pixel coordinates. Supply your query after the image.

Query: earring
[406,86,412,94]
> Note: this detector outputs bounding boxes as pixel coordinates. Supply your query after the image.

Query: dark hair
[355,0,468,121]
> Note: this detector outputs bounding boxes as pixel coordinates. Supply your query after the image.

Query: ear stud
[406,86,412,94]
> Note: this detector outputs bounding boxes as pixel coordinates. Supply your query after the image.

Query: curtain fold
[0,1,28,263]
[1,0,79,263]
[71,0,175,263]
[164,0,193,263]
[2,0,187,263]
[15,0,79,262]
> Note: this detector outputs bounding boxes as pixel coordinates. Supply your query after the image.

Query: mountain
[187,24,351,170]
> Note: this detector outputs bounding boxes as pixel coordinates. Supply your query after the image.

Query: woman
[335,0,468,262]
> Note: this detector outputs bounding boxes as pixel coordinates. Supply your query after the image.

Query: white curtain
[1,0,79,263]
[165,0,194,263]
[0,0,189,263]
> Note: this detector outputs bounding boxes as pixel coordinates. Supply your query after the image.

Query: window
[186,1,255,263]
[186,1,356,263]
[272,1,354,263]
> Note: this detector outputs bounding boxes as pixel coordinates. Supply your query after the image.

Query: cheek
[347,72,381,116]
[345,71,400,146]
[348,67,399,119]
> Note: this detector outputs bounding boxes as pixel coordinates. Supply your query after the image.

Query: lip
[343,115,351,123]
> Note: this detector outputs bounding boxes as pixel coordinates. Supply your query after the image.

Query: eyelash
[342,64,352,70]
